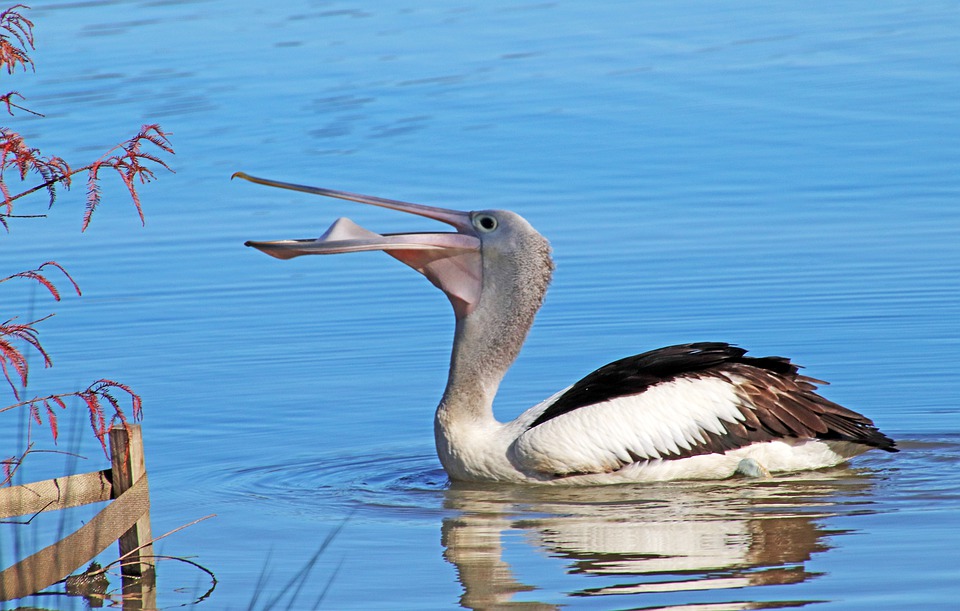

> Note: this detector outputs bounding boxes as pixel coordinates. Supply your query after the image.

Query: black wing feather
[528,342,897,455]
[530,343,765,427]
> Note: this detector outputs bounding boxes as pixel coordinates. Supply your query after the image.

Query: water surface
[2,1,958,609]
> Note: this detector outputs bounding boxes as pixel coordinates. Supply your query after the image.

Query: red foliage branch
[1,380,143,445]
[0,6,40,120]
[0,124,174,230]
[0,315,52,398]
[82,124,174,230]
[0,127,71,221]
[1,261,143,478]
[0,7,174,229]
[0,262,80,397]
[0,380,142,484]
[1,5,160,483]
[0,4,33,75]
[0,260,81,301]
[0,91,40,116]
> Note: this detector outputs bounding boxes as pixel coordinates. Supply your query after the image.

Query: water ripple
[218,447,450,519]
[210,436,960,522]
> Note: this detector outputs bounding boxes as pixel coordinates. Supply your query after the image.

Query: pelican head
[237,172,553,324]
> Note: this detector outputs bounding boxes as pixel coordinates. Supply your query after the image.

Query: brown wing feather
[714,363,897,451]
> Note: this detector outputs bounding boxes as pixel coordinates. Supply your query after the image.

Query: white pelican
[237,172,897,484]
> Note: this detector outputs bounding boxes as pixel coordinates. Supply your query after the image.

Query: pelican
[237,172,897,484]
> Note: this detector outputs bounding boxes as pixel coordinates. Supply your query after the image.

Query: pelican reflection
[440,468,875,609]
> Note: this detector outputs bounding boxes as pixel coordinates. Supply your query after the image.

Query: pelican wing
[511,343,896,477]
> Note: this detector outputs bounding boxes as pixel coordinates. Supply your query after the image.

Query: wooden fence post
[109,425,153,578]
[1,423,156,605]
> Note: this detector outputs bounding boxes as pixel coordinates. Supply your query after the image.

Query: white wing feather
[511,377,747,476]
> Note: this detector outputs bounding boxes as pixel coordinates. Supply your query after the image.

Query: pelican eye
[473,214,498,232]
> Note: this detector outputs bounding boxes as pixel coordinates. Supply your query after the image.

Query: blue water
[2,1,958,608]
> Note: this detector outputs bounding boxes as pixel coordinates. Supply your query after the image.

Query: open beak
[237,172,483,317]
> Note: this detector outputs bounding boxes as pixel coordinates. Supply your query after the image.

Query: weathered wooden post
[0,423,156,604]
[109,425,154,577]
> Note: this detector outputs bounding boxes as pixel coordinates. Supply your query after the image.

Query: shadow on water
[440,471,870,610]
[220,436,960,609]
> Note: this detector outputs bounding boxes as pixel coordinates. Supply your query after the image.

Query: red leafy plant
[2,123,173,230]
[1,5,172,485]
